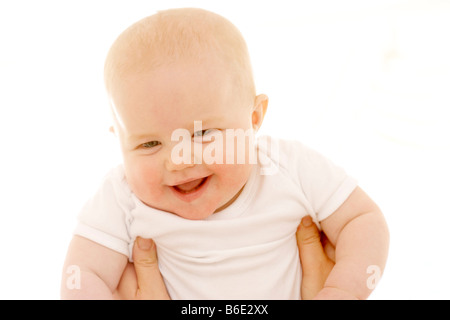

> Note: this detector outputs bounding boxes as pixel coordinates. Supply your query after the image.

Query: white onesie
[74,136,357,299]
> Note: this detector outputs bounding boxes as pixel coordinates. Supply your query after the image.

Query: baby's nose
[165,155,194,172]
[165,141,200,172]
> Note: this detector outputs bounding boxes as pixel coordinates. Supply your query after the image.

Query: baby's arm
[61,235,128,299]
[318,186,389,299]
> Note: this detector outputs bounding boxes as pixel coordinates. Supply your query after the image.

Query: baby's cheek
[127,162,164,201]
[210,162,252,192]
[203,129,256,166]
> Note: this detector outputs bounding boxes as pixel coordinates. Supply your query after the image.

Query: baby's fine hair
[104,8,256,103]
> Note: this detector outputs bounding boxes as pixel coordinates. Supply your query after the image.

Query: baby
[61,8,389,299]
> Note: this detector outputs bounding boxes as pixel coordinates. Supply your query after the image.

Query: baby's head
[104,8,268,220]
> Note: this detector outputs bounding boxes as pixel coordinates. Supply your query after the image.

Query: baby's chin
[141,197,217,220]
[138,182,243,221]
[171,207,217,221]
[174,189,245,220]
[138,195,218,220]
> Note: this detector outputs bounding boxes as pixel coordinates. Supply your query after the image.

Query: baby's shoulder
[256,135,302,176]
[94,165,135,209]
[257,135,310,165]
[257,135,332,182]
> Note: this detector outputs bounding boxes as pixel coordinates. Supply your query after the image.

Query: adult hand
[113,237,170,300]
[297,216,335,300]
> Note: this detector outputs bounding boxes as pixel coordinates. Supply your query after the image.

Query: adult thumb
[297,216,335,300]
[296,216,330,277]
[132,237,170,299]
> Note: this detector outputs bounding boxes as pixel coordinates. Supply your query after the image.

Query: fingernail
[136,237,153,250]
[302,216,313,227]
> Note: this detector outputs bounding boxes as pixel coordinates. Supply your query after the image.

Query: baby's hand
[113,238,170,300]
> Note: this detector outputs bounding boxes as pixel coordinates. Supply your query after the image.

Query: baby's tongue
[176,178,203,192]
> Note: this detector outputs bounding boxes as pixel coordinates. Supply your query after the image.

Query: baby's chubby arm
[61,235,128,299]
[317,187,389,299]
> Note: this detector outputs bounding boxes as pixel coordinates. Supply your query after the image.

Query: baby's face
[110,57,264,220]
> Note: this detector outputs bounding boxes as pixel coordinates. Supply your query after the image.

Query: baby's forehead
[105,8,255,111]
[105,8,244,80]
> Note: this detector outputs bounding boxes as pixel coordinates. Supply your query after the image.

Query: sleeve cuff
[73,223,131,259]
[316,176,358,221]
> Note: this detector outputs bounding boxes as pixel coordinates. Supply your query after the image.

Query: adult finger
[297,216,334,300]
[132,237,170,300]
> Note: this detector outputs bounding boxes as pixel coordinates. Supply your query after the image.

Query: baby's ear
[252,94,268,131]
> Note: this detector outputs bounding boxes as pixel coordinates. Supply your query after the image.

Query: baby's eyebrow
[129,132,159,142]
[128,117,225,141]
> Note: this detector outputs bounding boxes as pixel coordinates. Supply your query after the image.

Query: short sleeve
[73,166,133,257]
[289,140,358,221]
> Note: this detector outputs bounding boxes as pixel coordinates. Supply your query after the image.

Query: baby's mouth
[172,177,208,194]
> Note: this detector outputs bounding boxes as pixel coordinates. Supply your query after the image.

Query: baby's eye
[193,129,220,143]
[193,129,215,137]
[141,141,161,148]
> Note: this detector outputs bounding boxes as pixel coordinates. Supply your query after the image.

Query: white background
[1,0,449,299]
